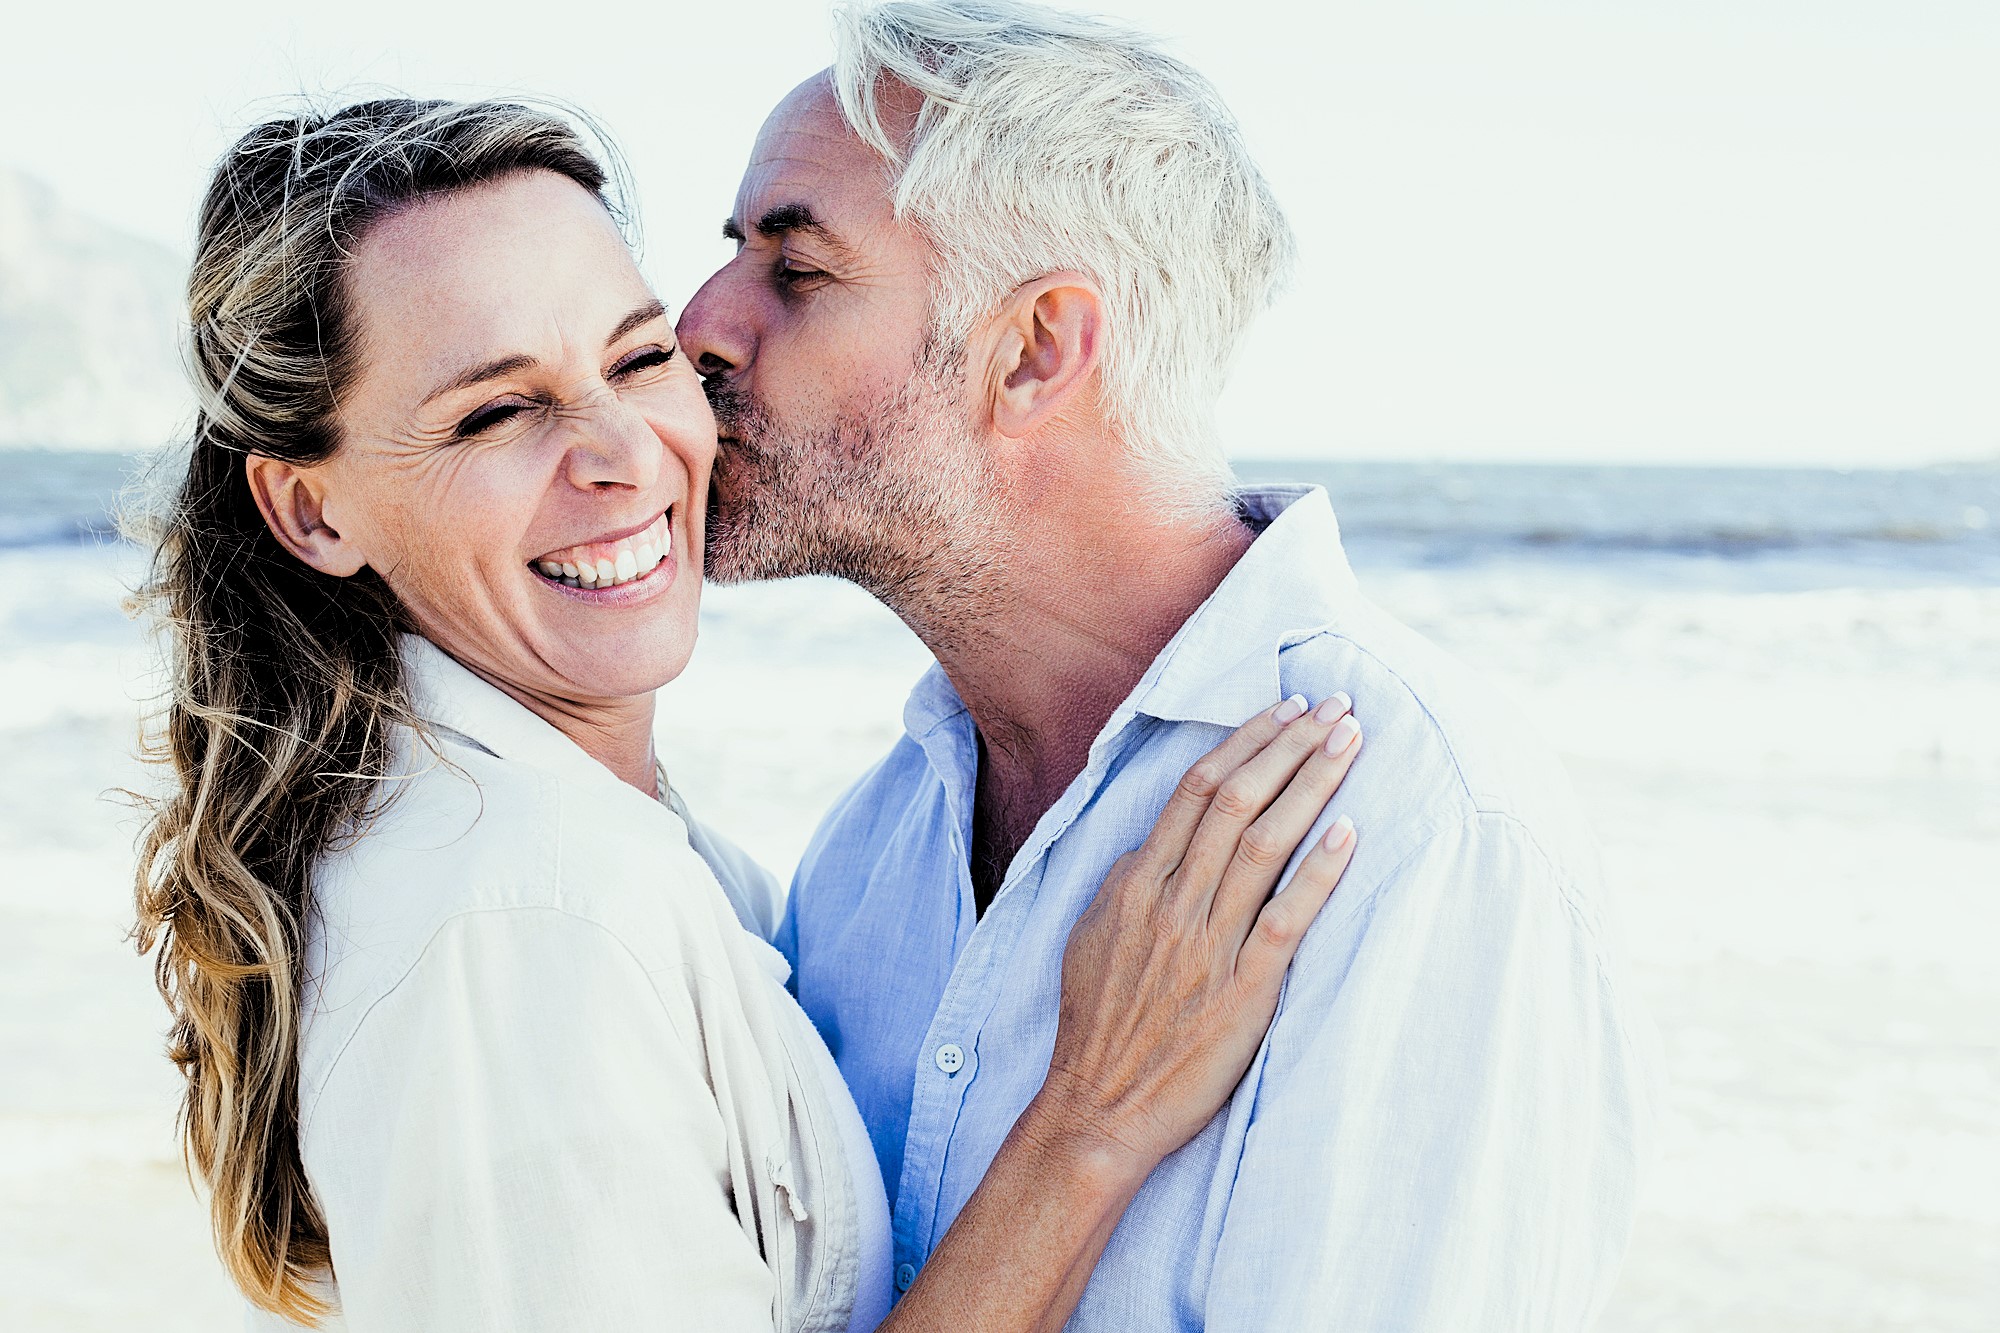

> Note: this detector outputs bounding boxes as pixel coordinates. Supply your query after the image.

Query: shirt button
[895,1262,917,1292]
[934,1042,966,1075]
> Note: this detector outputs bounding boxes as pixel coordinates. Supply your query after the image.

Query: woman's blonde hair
[131,97,621,1322]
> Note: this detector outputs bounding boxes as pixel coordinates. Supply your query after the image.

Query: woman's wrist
[880,1081,1161,1333]
[1010,1076,1161,1203]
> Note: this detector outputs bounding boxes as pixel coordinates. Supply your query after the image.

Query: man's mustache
[703,376,776,469]
[703,374,747,429]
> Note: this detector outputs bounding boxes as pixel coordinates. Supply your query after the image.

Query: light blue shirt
[780,485,1657,1331]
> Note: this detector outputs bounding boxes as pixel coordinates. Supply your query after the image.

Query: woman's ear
[989,272,1105,440]
[244,454,368,577]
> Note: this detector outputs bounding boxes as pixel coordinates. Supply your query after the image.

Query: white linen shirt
[249,636,892,1332]
[781,485,1661,1331]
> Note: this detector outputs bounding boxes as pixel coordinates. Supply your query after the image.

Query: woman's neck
[473,667,660,796]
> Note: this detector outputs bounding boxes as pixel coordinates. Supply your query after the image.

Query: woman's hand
[1026,693,1362,1176]
[881,695,1362,1333]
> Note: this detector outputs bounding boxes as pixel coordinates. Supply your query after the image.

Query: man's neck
[896,488,1255,908]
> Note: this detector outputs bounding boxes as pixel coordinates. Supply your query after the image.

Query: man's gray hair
[831,0,1296,506]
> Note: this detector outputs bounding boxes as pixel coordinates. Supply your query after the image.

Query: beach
[1,454,1995,1330]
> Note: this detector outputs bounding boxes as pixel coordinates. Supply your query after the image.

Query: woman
[133,99,1364,1331]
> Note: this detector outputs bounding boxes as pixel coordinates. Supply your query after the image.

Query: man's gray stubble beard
[702,337,1007,647]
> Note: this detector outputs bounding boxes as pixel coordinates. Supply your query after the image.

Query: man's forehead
[762,70,843,140]
[733,74,888,231]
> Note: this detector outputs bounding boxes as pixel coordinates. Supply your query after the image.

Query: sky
[9,0,1997,466]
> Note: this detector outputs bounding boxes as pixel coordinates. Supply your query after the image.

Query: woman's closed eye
[610,343,676,380]
[449,346,675,438]
[454,396,537,439]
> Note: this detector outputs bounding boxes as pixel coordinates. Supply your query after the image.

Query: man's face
[678,74,1000,600]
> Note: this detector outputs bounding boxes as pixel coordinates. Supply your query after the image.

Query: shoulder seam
[1467,809,1654,1074]
[1325,807,1611,978]
[1281,625,1482,817]
[1464,809,1610,967]
[1393,809,1642,1058]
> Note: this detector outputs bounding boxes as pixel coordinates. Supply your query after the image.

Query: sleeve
[1204,811,1656,1332]
[773,888,802,983]
[671,793,787,943]
[303,909,776,1333]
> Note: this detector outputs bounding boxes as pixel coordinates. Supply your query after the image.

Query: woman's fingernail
[1326,714,1360,754]
[1273,694,1308,723]
[1325,814,1356,849]
[1314,691,1352,723]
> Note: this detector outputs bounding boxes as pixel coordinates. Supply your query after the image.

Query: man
[677,1,1657,1327]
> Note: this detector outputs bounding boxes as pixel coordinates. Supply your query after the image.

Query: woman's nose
[562,392,663,492]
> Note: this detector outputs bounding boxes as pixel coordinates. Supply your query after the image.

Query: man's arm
[1206,810,1656,1331]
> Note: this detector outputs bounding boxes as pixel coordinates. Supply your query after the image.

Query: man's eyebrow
[420,300,670,408]
[721,202,854,259]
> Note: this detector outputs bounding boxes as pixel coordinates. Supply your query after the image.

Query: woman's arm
[306,908,778,1331]
[881,695,1363,1333]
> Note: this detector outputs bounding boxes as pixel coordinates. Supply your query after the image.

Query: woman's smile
[530,506,676,593]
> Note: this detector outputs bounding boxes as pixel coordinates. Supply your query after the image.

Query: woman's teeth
[532,511,671,590]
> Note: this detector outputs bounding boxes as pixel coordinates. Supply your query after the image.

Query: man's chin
[700,514,746,583]
[704,451,796,583]
[701,503,766,585]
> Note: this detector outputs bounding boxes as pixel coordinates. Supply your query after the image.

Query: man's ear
[244,453,368,577]
[987,272,1104,440]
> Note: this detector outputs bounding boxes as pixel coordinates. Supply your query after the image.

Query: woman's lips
[529,509,671,590]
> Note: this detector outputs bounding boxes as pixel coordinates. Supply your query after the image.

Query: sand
[2,536,1993,1330]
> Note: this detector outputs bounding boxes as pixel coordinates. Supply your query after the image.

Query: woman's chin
[520,564,702,699]
[552,631,696,702]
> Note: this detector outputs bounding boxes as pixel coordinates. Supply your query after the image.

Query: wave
[1235,459,1999,555]
[0,449,142,549]
[0,516,120,549]
[1414,519,1990,552]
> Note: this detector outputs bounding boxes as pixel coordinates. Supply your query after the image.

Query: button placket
[893,711,1117,1279]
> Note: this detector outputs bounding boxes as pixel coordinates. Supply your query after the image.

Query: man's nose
[677,267,749,379]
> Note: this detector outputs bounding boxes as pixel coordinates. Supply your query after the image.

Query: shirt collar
[1129,484,1359,728]
[900,657,969,741]
[898,484,1361,743]
[399,633,631,792]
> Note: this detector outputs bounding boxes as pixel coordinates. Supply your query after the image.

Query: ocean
[2,448,1995,1330]
[10,447,1999,570]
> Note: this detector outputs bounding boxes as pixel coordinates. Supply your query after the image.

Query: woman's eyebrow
[607,299,668,345]
[417,301,670,407]
[420,353,537,408]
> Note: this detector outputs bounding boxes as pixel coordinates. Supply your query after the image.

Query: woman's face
[276,169,714,707]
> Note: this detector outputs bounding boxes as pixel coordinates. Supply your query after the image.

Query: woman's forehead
[355,170,627,289]
[345,172,645,376]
